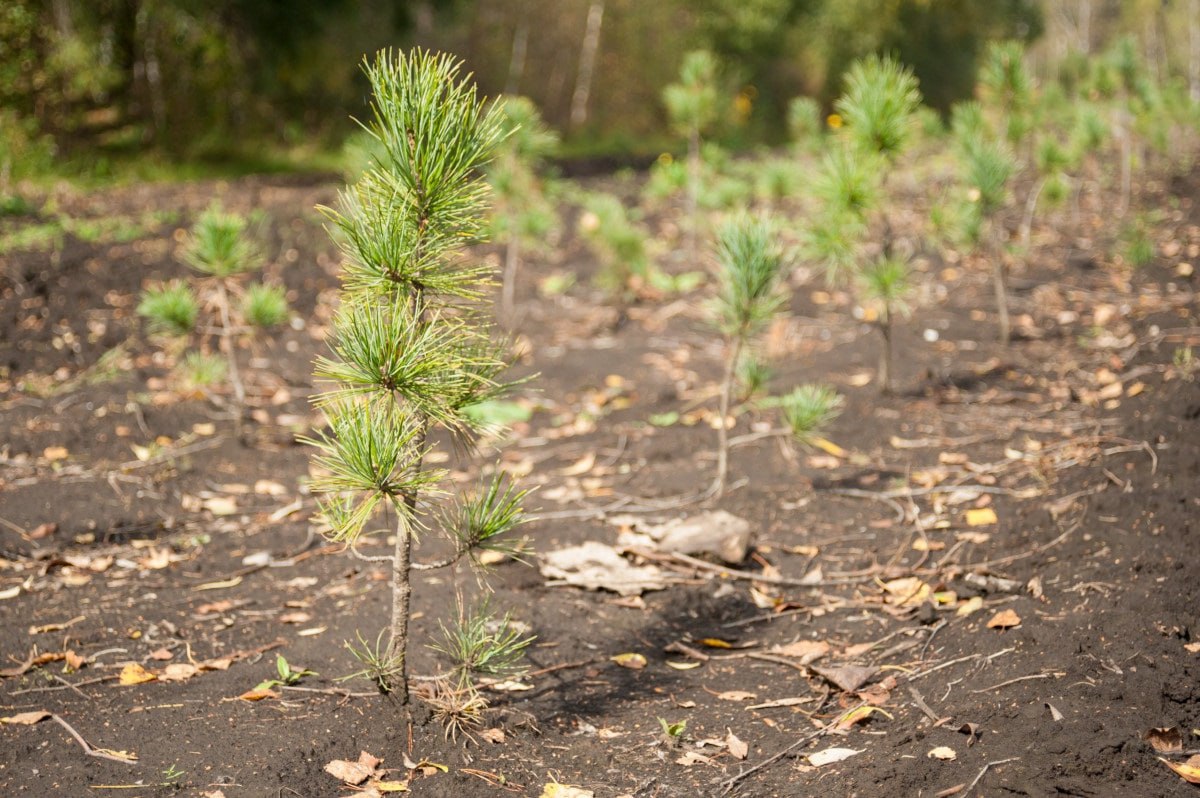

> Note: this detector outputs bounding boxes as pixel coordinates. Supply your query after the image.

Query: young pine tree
[308,50,529,703]
[663,50,721,259]
[831,54,921,393]
[709,217,785,498]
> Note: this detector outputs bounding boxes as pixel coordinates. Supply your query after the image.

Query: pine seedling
[431,595,533,680]
[777,384,843,444]
[308,49,530,705]
[709,216,785,498]
[978,41,1034,152]
[859,256,912,393]
[787,96,823,151]
[831,53,921,390]
[954,121,1015,343]
[137,281,198,336]
[490,96,559,319]
[578,192,653,302]
[242,283,289,328]
[663,50,721,258]
[176,351,227,392]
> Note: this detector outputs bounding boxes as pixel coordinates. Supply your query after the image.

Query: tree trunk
[569,1,604,130]
[215,282,245,406]
[686,125,701,261]
[505,20,529,97]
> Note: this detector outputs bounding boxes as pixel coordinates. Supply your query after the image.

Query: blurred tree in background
[1,0,1196,172]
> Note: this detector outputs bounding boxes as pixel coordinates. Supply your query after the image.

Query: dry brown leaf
[1160,755,1200,784]
[1144,727,1184,754]
[118,663,157,685]
[986,609,1022,629]
[726,729,748,760]
[770,640,830,664]
[238,688,278,701]
[325,758,375,786]
[43,446,69,461]
[1,711,51,725]
[675,751,713,767]
[560,452,596,476]
[716,690,757,702]
[279,612,312,625]
[159,663,199,682]
[610,652,647,670]
[480,728,505,744]
[149,648,174,661]
[956,596,984,617]
[28,522,56,540]
[812,664,878,693]
[927,746,957,760]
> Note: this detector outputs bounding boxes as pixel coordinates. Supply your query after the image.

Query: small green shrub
[242,283,289,328]
[777,384,843,444]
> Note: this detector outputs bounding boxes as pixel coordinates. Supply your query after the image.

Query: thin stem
[992,235,1010,346]
[501,236,519,321]
[686,125,701,261]
[388,497,414,703]
[215,282,245,406]
[1018,176,1045,249]
[711,335,743,499]
[879,304,893,395]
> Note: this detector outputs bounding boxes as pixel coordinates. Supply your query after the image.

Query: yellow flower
[826,113,843,129]
[657,152,674,166]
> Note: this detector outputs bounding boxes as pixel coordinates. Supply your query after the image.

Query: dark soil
[1,165,1199,798]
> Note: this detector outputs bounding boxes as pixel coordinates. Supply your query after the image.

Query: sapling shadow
[307,49,532,708]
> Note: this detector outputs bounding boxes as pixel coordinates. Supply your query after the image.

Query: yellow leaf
[118,663,157,685]
[699,638,733,649]
[611,652,647,670]
[835,705,893,730]
[1160,755,1200,784]
[965,508,998,526]
[541,784,595,798]
[956,596,984,617]
[43,446,69,461]
[666,660,701,670]
[880,577,931,606]
[373,780,410,792]
[809,437,847,458]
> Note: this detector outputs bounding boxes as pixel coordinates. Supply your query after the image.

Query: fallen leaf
[560,452,596,476]
[965,508,998,526]
[118,663,157,685]
[1186,642,1200,654]
[770,640,830,664]
[28,522,56,540]
[812,664,878,693]
[480,728,505,744]
[956,596,984,617]
[835,705,893,731]
[0,586,20,600]
[1160,755,1200,784]
[149,648,174,661]
[986,609,1022,629]
[928,746,957,760]
[325,758,375,786]
[238,688,278,701]
[699,638,734,649]
[610,652,647,670]
[373,780,409,792]
[202,497,238,516]
[0,711,51,725]
[159,663,199,682]
[716,690,757,702]
[810,437,847,457]
[807,747,861,767]
[279,612,312,625]
[747,696,811,710]
[1144,727,1184,754]
[881,577,931,606]
[43,446,69,461]
[666,660,701,670]
[726,729,748,760]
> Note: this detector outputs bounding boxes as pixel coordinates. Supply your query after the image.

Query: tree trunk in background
[506,19,529,96]
[1190,0,1200,103]
[570,1,604,130]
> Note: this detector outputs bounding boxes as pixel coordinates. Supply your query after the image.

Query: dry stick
[279,685,379,699]
[8,675,120,695]
[961,757,1019,797]
[712,336,744,500]
[630,547,874,588]
[718,701,867,795]
[50,714,138,765]
[969,671,1063,694]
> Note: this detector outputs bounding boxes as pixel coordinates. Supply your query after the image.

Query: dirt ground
[1,164,1199,798]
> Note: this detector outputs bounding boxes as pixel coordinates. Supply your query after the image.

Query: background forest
[4,0,1199,180]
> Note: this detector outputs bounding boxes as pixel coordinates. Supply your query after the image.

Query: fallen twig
[50,713,138,765]
[961,757,1019,796]
[969,671,1063,694]
[630,548,873,588]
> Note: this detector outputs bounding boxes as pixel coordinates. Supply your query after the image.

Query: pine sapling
[859,256,912,394]
[308,49,530,705]
[709,217,785,498]
[663,50,720,259]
